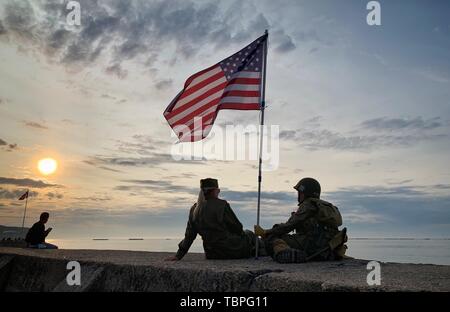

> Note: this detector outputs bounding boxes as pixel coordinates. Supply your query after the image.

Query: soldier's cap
[200,178,219,189]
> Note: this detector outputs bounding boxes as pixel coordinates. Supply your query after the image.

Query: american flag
[164,33,267,142]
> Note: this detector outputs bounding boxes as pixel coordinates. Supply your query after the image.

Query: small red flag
[18,190,29,200]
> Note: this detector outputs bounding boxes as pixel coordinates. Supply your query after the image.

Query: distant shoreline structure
[0,225,29,240]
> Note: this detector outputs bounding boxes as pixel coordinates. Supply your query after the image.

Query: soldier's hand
[254,225,267,238]
[164,255,179,261]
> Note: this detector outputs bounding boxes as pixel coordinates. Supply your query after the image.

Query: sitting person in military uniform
[166,178,261,261]
[255,177,347,263]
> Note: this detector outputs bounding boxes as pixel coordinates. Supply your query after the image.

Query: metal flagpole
[21,189,29,237]
[255,30,268,259]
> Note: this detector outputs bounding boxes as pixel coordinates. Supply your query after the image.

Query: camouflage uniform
[264,198,342,261]
[176,197,257,260]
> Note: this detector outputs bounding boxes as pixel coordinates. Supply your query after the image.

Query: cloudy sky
[0,0,449,239]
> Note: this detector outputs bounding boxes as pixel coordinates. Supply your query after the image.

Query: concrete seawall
[1,247,449,292]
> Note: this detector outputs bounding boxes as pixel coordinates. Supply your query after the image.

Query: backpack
[311,198,343,228]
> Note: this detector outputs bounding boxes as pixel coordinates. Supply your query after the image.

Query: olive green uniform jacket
[264,198,340,258]
[176,198,255,260]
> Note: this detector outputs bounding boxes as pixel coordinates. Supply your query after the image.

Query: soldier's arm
[175,205,198,260]
[223,203,244,235]
[266,205,316,237]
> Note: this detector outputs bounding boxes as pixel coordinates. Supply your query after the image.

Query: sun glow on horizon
[38,158,58,175]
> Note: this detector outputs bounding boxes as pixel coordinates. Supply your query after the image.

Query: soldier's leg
[263,234,294,257]
[265,234,307,263]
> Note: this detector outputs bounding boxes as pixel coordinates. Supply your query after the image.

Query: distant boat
[128,238,143,240]
[92,238,109,241]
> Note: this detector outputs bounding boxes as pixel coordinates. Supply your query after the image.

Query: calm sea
[46,238,450,265]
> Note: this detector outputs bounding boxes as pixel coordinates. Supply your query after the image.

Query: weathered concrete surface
[1,247,449,292]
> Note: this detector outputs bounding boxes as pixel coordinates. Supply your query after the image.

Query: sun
[38,158,58,175]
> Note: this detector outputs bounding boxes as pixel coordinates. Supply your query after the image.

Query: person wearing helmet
[254,177,347,263]
[166,178,263,261]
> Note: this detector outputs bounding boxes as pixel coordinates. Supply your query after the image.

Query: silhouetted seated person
[25,212,58,249]
[166,178,263,261]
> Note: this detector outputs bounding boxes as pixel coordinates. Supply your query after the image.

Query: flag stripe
[220,96,260,104]
[174,75,226,109]
[173,102,220,129]
[179,71,225,101]
[228,77,260,85]
[185,66,222,90]
[171,99,220,128]
[219,103,261,110]
[224,84,260,92]
[173,104,220,129]
[168,90,223,124]
[166,83,227,120]
[222,90,260,98]
[228,71,261,79]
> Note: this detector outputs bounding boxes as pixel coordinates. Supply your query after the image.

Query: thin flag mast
[20,189,29,237]
[255,29,268,258]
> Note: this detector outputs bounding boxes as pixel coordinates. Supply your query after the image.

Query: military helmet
[200,178,219,189]
[293,177,321,198]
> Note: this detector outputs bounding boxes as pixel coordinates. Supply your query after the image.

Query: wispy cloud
[116,134,170,155]
[280,116,448,151]
[385,179,414,185]
[73,195,112,202]
[46,192,64,200]
[415,67,450,83]
[0,0,296,77]
[0,138,18,152]
[155,79,173,90]
[115,179,195,194]
[105,63,128,79]
[0,177,60,188]
[281,128,446,151]
[100,94,117,100]
[0,187,38,200]
[361,117,443,131]
[82,160,122,173]
[84,134,208,169]
[272,28,296,53]
[88,155,171,167]
[23,121,48,130]
[0,20,6,35]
